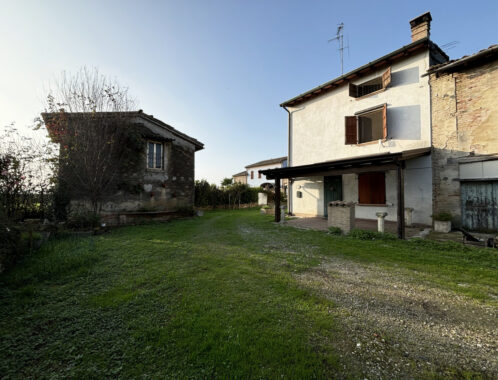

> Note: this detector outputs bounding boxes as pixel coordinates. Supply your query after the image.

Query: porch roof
[260,148,430,179]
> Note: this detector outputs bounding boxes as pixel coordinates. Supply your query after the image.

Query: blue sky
[1,0,496,184]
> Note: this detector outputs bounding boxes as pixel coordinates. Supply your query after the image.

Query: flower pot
[434,220,451,233]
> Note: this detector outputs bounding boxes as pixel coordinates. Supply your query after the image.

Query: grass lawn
[0,209,496,378]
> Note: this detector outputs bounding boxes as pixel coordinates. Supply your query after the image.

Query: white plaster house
[261,12,449,235]
[233,157,288,188]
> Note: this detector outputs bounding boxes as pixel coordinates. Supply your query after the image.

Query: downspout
[282,105,293,215]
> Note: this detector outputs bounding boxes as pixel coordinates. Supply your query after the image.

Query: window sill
[354,88,386,100]
[355,139,386,146]
[146,168,165,172]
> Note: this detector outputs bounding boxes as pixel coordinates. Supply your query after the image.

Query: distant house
[43,110,204,224]
[234,157,287,190]
[232,171,248,184]
[261,12,498,235]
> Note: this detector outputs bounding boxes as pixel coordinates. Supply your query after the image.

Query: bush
[433,212,452,222]
[327,226,342,235]
[194,180,258,208]
[0,212,22,272]
[67,209,101,229]
[348,229,397,241]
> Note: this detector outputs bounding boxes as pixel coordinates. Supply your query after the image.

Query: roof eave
[280,37,438,108]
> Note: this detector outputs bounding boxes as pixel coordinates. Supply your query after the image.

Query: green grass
[0,208,496,378]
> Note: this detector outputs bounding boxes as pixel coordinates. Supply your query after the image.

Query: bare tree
[40,67,144,216]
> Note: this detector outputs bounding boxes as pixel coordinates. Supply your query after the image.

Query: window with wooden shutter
[349,66,392,98]
[382,104,387,139]
[251,171,254,179]
[349,83,358,98]
[382,66,391,89]
[358,172,386,204]
[345,116,357,144]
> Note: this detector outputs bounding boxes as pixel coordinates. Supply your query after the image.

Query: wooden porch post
[275,177,281,222]
[396,161,405,239]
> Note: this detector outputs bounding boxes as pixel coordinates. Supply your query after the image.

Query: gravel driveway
[298,258,498,379]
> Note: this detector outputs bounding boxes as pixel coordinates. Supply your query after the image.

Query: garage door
[461,181,498,231]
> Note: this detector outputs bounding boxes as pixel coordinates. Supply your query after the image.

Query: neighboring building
[232,171,248,184]
[428,45,498,230]
[43,110,204,224]
[245,156,288,189]
[261,12,450,236]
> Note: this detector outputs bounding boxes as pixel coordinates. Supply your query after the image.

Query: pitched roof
[245,156,287,169]
[232,171,247,177]
[41,110,204,151]
[280,37,448,107]
[425,44,498,75]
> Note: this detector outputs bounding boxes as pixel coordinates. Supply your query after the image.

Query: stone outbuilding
[428,45,498,230]
[43,110,204,224]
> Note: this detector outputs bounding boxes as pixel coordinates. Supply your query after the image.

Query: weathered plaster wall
[292,156,432,224]
[288,51,433,223]
[288,51,431,166]
[431,59,498,224]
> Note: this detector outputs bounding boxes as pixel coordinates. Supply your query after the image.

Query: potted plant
[433,212,452,233]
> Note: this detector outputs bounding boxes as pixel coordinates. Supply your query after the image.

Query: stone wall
[65,116,199,221]
[431,59,498,224]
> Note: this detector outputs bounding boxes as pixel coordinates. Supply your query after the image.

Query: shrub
[67,209,101,229]
[433,212,452,222]
[327,226,342,235]
[0,211,22,272]
[348,229,397,241]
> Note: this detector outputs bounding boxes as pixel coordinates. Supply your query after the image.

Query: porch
[260,148,432,239]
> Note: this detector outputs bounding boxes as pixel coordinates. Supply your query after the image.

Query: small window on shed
[349,67,391,98]
[147,141,163,169]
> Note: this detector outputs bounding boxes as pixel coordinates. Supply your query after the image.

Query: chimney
[409,11,432,42]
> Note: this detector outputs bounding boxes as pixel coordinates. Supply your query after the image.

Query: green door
[324,176,343,217]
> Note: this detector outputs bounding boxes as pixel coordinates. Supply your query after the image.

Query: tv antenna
[328,22,349,75]
[441,41,459,51]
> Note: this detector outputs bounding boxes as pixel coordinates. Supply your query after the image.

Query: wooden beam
[397,162,405,239]
[275,177,281,222]
[269,164,398,179]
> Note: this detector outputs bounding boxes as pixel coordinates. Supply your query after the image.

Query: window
[345,104,387,144]
[147,141,163,169]
[258,172,262,179]
[251,171,254,179]
[358,172,386,205]
[349,67,391,98]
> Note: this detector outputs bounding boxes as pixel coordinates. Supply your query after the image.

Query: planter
[434,220,451,233]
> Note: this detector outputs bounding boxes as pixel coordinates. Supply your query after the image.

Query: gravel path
[297,258,498,379]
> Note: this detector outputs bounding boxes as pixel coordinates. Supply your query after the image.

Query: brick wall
[431,59,498,224]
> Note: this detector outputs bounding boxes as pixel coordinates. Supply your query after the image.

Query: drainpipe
[283,105,293,215]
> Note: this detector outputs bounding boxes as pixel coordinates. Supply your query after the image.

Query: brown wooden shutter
[382,66,391,89]
[345,116,357,145]
[358,172,386,204]
[382,104,387,139]
[349,83,358,98]
[251,171,254,179]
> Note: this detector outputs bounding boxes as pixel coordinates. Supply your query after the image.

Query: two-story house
[261,12,448,238]
[233,156,288,189]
